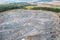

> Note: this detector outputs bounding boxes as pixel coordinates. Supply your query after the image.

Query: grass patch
[25,6,60,13]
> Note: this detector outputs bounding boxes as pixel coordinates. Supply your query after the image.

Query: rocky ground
[0,9,60,40]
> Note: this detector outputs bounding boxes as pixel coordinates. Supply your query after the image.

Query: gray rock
[0,10,60,40]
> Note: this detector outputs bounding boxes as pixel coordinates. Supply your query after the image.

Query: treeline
[0,4,24,12]
[0,2,35,12]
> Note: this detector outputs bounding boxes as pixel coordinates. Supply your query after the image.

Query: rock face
[0,10,60,40]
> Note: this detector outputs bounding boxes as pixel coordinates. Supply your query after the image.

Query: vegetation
[25,6,60,13]
[0,2,34,12]
[0,2,60,13]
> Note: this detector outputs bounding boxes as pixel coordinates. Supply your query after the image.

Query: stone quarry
[0,9,60,40]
